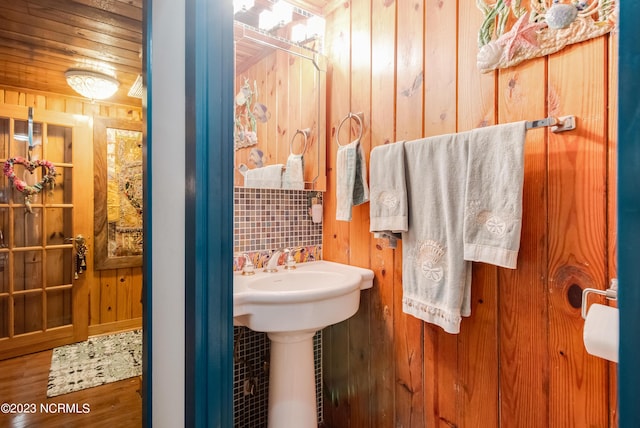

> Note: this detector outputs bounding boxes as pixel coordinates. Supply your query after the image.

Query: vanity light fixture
[233,0,255,14]
[272,0,293,26]
[306,15,325,39]
[291,23,308,42]
[65,68,120,101]
[258,9,278,31]
[290,15,326,44]
[258,0,294,31]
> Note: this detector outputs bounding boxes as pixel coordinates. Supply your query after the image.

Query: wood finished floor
[0,349,142,428]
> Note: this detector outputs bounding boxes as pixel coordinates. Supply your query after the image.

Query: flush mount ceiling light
[128,74,144,99]
[64,69,120,101]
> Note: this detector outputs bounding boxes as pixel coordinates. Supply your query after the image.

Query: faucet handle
[283,247,296,270]
[242,253,255,276]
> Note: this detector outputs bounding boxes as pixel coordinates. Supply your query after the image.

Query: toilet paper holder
[581,278,618,320]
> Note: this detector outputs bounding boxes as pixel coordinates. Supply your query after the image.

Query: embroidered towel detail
[369,142,408,233]
[403,296,463,335]
[282,154,304,189]
[402,135,472,334]
[336,141,370,221]
[463,121,526,269]
[243,164,284,189]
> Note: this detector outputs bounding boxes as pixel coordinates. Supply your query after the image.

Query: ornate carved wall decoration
[477,0,617,73]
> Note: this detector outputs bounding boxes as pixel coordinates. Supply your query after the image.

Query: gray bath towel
[369,141,408,233]
[464,121,527,268]
[243,164,283,188]
[402,133,473,334]
[370,123,526,334]
[336,141,369,221]
[282,154,304,189]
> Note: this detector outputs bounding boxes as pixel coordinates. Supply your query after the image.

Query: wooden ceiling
[0,0,143,106]
[0,0,330,107]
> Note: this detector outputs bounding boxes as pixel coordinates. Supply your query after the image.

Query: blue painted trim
[184,0,235,426]
[617,3,640,427]
[142,0,152,426]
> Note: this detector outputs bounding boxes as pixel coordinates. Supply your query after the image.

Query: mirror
[233,17,327,191]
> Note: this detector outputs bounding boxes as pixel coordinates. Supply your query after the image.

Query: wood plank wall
[0,87,143,336]
[321,1,618,427]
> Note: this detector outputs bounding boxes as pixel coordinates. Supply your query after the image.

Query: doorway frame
[617,2,640,427]
[145,1,640,427]
[144,0,235,427]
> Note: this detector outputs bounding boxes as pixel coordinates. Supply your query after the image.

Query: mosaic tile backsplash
[234,188,323,253]
[233,187,323,427]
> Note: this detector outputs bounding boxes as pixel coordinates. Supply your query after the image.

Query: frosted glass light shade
[291,23,308,42]
[273,1,293,25]
[233,0,255,14]
[306,16,325,38]
[65,69,120,100]
[259,10,278,30]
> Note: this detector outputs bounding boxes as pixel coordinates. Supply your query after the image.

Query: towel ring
[335,112,364,147]
[290,128,309,156]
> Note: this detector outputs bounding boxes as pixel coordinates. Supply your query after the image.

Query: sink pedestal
[268,330,318,428]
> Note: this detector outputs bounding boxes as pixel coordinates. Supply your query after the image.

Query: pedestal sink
[234,260,374,428]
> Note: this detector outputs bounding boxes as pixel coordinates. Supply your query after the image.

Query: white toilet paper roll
[583,303,618,363]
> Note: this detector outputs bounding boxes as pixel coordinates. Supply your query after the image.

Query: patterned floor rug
[47,329,142,397]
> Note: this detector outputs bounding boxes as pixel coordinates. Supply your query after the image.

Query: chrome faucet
[242,253,255,276]
[264,250,283,272]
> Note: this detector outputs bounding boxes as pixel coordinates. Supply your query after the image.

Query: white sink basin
[234,259,374,428]
[234,260,374,332]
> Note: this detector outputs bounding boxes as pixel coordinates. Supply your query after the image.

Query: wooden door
[0,105,91,360]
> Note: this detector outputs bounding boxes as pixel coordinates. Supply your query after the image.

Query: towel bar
[525,115,576,133]
[373,231,401,249]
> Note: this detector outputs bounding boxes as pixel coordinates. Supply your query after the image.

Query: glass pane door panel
[46,125,73,164]
[0,117,9,158]
[46,208,73,246]
[14,293,43,335]
[52,166,72,204]
[0,208,9,245]
[12,120,43,159]
[0,296,8,338]
[0,175,7,204]
[13,251,43,291]
[47,289,72,328]
[14,208,43,248]
[46,249,73,287]
[9,167,44,207]
[0,251,8,293]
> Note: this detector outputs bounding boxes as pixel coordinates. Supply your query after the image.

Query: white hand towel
[369,142,408,233]
[282,154,304,189]
[401,134,472,334]
[243,164,283,189]
[463,121,526,269]
[336,141,369,221]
